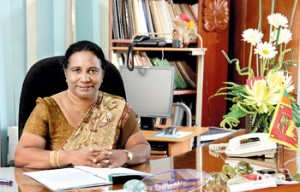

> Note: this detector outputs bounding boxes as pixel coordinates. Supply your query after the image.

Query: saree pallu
[62,92,126,150]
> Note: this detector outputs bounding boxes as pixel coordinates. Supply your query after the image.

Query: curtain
[0,0,26,167]
[0,0,106,166]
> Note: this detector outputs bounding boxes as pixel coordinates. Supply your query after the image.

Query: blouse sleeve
[22,98,49,138]
[117,104,141,148]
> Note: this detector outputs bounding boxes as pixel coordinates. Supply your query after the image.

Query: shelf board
[111,46,206,55]
[174,90,197,95]
[111,39,198,44]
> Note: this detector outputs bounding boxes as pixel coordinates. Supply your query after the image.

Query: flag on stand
[269,88,299,151]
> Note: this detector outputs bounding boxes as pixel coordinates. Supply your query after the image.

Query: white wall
[0,123,1,166]
[99,1,109,58]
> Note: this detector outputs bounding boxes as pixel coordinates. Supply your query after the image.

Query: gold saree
[23,92,134,151]
[62,92,126,150]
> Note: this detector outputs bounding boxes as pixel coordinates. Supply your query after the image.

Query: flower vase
[245,114,272,133]
[183,32,191,47]
[245,115,255,133]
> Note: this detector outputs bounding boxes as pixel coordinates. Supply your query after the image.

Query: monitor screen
[119,66,175,128]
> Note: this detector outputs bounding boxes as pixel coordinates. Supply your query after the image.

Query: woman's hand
[107,150,129,168]
[67,148,112,167]
[68,149,128,168]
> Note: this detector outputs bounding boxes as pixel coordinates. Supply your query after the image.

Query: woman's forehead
[68,51,101,67]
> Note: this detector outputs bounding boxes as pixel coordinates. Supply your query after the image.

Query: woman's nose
[80,73,91,82]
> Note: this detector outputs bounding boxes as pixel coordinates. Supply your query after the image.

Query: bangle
[49,151,56,168]
[49,150,62,168]
[56,150,61,168]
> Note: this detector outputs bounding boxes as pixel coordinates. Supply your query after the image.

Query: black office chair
[18,56,126,139]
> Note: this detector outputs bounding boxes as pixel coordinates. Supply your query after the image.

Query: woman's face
[65,51,103,100]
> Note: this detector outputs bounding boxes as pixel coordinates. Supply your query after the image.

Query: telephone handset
[127,35,167,71]
[133,35,150,42]
[225,133,277,158]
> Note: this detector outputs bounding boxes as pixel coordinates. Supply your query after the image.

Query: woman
[15,40,151,169]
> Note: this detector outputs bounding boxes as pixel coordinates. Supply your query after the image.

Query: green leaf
[292,103,300,127]
[220,104,248,129]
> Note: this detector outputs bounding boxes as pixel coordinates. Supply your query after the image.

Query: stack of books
[112,0,198,40]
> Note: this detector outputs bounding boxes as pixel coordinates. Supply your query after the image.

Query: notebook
[24,166,151,191]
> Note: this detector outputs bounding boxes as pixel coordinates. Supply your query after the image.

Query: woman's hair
[62,40,107,71]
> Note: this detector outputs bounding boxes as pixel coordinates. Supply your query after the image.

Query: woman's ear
[64,70,68,82]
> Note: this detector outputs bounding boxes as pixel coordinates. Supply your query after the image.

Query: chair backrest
[18,56,126,138]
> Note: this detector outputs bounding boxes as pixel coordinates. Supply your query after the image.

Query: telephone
[127,35,167,71]
[225,133,277,158]
[133,35,167,46]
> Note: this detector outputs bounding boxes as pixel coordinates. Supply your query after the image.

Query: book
[149,1,163,36]
[112,0,120,39]
[168,60,187,89]
[23,166,151,191]
[175,60,197,88]
[132,0,148,34]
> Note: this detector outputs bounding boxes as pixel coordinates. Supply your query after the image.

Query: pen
[0,179,13,185]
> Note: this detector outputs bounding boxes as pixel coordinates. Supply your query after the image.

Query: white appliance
[7,126,18,165]
[0,127,1,166]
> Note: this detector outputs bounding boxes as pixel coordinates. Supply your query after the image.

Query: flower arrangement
[211,9,300,132]
[172,14,195,47]
[173,13,195,32]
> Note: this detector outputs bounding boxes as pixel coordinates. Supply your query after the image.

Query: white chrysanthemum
[267,13,288,28]
[283,72,295,93]
[266,70,284,94]
[271,28,292,44]
[254,42,278,59]
[244,78,279,114]
[266,70,295,94]
[242,29,263,45]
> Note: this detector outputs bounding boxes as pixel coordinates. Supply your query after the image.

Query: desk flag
[269,88,299,151]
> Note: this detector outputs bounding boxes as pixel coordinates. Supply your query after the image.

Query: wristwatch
[123,150,133,162]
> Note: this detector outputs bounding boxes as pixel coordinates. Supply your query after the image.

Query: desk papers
[23,166,151,191]
[200,127,236,142]
[153,131,193,138]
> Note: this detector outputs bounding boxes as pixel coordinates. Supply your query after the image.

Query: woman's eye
[89,69,98,74]
[72,68,80,73]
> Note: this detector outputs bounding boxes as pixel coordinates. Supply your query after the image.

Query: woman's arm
[124,131,151,165]
[15,133,112,169]
[107,131,151,168]
[15,133,50,168]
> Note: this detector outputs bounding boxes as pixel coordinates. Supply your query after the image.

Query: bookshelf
[108,0,207,126]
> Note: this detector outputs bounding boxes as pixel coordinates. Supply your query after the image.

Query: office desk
[142,126,208,157]
[2,130,300,191]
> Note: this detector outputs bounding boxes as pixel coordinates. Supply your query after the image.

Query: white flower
[271,28,292,45]
[244,78,279,114]
[242,29,263,45]
[282,72,295,93]
[266,70,295,94]
[254,42,277,59]
[267,13,288,28]
[266,70,284,94]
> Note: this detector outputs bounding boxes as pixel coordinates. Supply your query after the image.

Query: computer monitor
[119,66,175,129]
